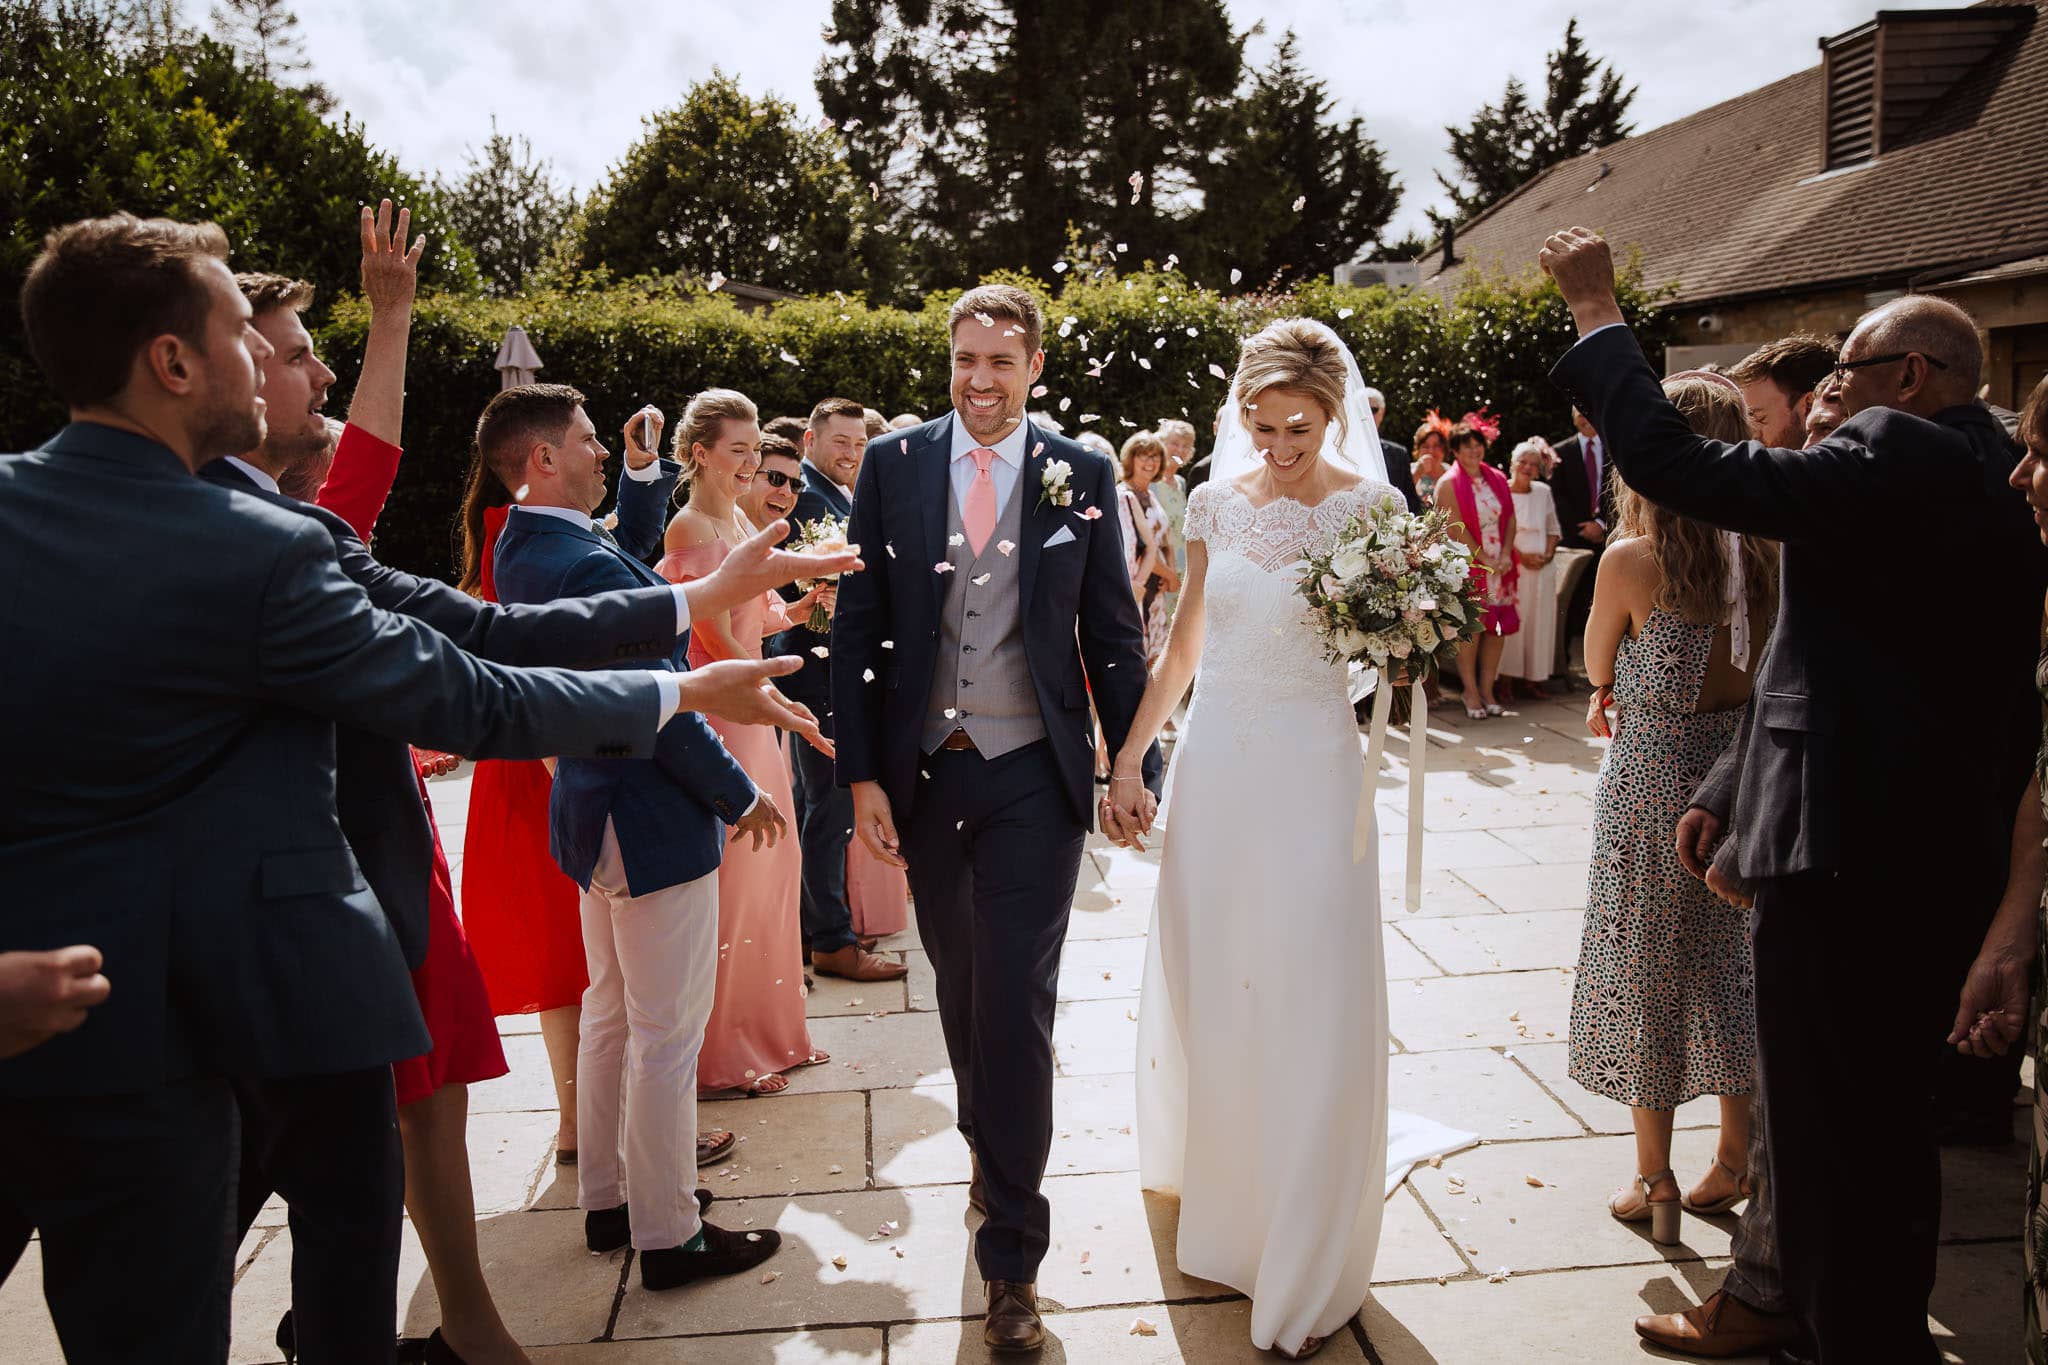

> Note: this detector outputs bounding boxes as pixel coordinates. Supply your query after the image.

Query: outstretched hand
[688,519,863,622]
[679,656,834,756]
[1537,226,1625,334]
[360,199,424,316]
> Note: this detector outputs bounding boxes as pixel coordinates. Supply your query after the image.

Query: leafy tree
[1196,31,1400,285]
[436,117,576,297]
[817,0,1244,291]
[570,72,890,296]
[208,0,331,111]
[1437,19,1636,223]
[0,1,473,445]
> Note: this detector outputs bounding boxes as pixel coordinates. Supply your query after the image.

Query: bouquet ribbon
[1355,671,1426,912]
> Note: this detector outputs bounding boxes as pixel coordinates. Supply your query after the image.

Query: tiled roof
[1420,1,2048,308]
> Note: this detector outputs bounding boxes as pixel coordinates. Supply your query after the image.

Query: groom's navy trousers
[900,740,1087,1282]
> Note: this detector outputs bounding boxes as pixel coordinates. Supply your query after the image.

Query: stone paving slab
[1387,1048,1585,1143]
[1510,1041,1724,1135]
[890,1299,1371,1362]
[1397,909,1584,974]
[1387,969,1575,1052]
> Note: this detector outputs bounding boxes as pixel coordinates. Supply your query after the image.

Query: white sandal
[1609,1168,1681,1245]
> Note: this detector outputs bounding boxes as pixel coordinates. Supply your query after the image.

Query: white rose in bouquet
[1330,543,1373,581]
[1334,624,1372,655]
[1414,620,1441,651]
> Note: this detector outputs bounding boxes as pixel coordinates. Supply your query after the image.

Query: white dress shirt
[224,456,280,494]
[947,412,1031,519]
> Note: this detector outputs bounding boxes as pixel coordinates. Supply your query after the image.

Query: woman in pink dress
[658,389,830,1096]
[1436,417,1520,719]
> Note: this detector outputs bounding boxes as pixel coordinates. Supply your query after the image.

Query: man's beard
[191,390,267,465]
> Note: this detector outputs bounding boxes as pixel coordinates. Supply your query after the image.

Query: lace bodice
[1183,479,1399,737]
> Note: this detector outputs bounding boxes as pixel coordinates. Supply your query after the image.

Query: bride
[1109,319,1474,1358]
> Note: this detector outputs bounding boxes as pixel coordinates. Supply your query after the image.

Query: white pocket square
[1043,525,1078,549]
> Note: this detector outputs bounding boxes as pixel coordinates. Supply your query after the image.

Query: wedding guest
[1948,373,2048,1359]
[772,397,907,982]
[1729,334,1838,448]
[1154,418,1195,622]
[741,431,805,531]
[1805,381,1846,443]
[1436,420,1517,717]
[1498,439,1564,700]
[1410,414,1450,504]
[1551,405,1614,644]
[660,389,830,1095]
[1544,227,2047,1364]
[487,383,793,1289]
[889,412,923,430]
[1364,386,1422,511]
[1570,374,1777,1250]
[1117,430,1178,666]
[863,406,888,440]
[763,414,809,446]
[0,213,754,1363]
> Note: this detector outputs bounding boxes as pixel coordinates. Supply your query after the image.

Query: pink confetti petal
[1031,384,1048,398]
[933,562,955,574]
[1076,506,1104,521]
[996,540,1016,556]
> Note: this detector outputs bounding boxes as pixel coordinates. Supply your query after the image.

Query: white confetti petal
[1338,306,1355,319]
[707,270,727,292]
[1208,363,1228,380]
[948,532,964,546]
[811,646,829,659]
[996,540,1016,556]
[934,562,955,574]
[513,483,530,502]
[971,572,991,586]
[779,349,801,367]
[1129,1317,1158,1337]
[1230,267,1243,285]
[863,668,876,683]
[1292,194,1307,211]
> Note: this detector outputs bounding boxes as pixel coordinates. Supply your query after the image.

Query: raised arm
[317,200,423,537]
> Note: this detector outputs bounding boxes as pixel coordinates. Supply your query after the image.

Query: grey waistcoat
[922,472,1045,756]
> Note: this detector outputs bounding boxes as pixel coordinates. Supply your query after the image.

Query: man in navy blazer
[0,215,814,1362]
[832,284,1160,1351]
[770,396,908,983]
[1541,226,2047,1364]
[486,383,790,1290]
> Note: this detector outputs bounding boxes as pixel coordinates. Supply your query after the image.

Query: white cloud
[272,0,1939,245]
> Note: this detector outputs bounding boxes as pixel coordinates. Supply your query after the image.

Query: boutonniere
[1037,458,1074,511]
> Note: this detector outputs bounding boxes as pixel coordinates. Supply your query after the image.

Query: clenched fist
[1538,227,1626,335]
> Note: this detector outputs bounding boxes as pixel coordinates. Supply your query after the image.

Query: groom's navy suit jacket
[1552,325,2045,887]
[830,414,1160,825]
[491,470,755,897]
[203,458,680,967]
[0,425,668,1097]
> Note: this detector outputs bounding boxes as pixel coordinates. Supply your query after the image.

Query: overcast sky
[275,0,1935,243]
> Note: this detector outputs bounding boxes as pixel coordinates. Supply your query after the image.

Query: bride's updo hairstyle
[1230,318,1351,448]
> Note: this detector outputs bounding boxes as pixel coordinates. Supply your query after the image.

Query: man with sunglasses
[771,396,909,983]
[1540,226,2045,1365]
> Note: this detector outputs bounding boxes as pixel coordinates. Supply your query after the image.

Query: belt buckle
[944,728,975,752]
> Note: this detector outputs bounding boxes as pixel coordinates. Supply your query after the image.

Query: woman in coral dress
[659,388,828,1095]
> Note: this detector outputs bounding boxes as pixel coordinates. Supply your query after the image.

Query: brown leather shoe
[812,944,909,982]
[983,1280,1044,1351]
[968,1153,987,1215]
[857,935,881,951]
[696,1129,737,1167]
[1635,1289,1799,1358]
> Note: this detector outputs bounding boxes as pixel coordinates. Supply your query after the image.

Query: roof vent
[1820,6,2034,170]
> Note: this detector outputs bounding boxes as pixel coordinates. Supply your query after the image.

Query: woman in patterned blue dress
[1567,375,1780,1246]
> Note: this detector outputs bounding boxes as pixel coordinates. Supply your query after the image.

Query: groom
[832,283,1158,1350]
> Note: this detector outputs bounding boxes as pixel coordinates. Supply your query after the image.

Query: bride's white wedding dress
[1137,478,1476,1354]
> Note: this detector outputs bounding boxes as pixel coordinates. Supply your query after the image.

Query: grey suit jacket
[0,425,669,1096]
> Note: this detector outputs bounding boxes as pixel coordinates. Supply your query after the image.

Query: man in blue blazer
[771,396,909,983]
[1541,226,2047,1365]
[0,215,819,1362]
[832,285,1160,1350]
[486,383,790,1291]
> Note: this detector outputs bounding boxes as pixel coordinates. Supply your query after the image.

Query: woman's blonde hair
[1615,376,1779,625]
[1230,318,1350,447]
[671,388,758,499]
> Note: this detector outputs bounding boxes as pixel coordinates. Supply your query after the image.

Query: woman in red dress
[455,474,588,1161]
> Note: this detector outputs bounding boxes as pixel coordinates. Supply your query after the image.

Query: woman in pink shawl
[1433,414,1519,718]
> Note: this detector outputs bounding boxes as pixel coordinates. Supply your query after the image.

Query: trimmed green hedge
[314,265,1673,581]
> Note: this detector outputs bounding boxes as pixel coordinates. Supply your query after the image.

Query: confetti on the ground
[1525,1174,1547,1187]
[761,1270,780,1284]
[832,1255,848,1270]
[1130,1317,1158,1336]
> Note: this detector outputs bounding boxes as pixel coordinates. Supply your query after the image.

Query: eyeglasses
[1830,350,1948,384]
[756,469,799,490]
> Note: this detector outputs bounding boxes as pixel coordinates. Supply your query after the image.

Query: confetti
[868,181,879,200]
[949,533,965,546]
[1338,306,1355,319]
[1078,413,1100,424]
[899,438,910,453]
[1032,442,1046,456]
[934,562,955,574]
[761,1270,780,1284]
[1138,358,1152,370]
[1053,260,1069,273]
[811,646,830,659]
[881,639,894,649]
[779,349,801,367]
[1292,194,1307,211]
[1059,397,1073,412]
[863,668,875,683]
[1524,1174,1547,1188]
[944,708,958,719]
[1288,411,1306,421]
[832,1255,848,1270]
[1154,336,1167,349]
[1077,506,1104,520]
[1031,384,1048,398]
[707,270,727,292]
[973,310,995,327]
[886,544,897,558]
[1129,1317,1158,1337]
[996,540,1016,556]
[1489,1268,1512,1284]
[1208,363,1229,380]
[1115,242,1128,254]
[828,1164,844,1175]
[513,483,530,502]
[1230,267,1243,285]
[1127,171,1143,204]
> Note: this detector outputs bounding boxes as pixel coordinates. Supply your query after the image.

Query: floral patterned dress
[2027,651,2048,1361]
[1568,608,1756,1109]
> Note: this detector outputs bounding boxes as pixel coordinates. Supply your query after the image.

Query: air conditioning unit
[1335,260,1421,290]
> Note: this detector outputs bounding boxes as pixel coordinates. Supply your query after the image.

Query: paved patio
[0,693,2024,1361]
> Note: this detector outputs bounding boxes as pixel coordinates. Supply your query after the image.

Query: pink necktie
[963,447,997,557]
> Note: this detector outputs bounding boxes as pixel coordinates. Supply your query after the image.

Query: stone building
[1421,0,2048,405]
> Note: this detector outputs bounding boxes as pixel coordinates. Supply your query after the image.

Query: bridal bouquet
[1297,494,1483,674]
[790,513,855,631]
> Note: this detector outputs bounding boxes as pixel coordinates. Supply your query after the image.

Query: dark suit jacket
[1553,326,2045,885]
[831,414,1160,826]
[767,462,854,712]
[1549,432,1616,551]
[1377,437,1422,513]
[0,425,669,1096]
[202,459,679,966]
[492,490,756,897]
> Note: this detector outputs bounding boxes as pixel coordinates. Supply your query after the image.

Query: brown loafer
[968,1153,987,1215]
[984,1279,1044,1352]
[696,1129,737,1167]
[1635,1289,1799,1358]
[812,944,909,982]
